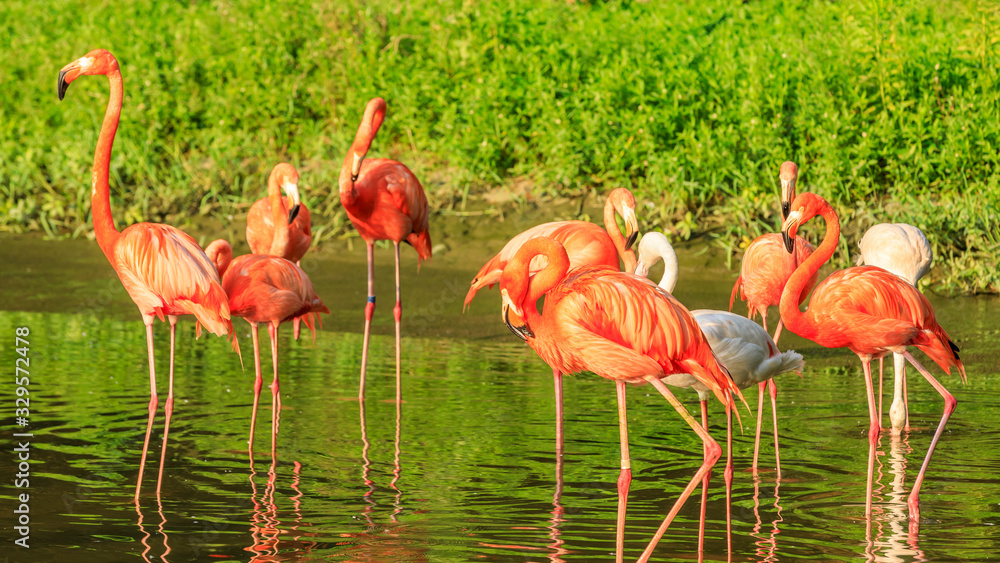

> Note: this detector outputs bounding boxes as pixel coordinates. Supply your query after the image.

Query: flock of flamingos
[58,48,965,561]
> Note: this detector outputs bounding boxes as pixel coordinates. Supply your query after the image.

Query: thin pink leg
[769,379,782,479]
[878,356,884,427]
[697,401,709,562]
[359,241,375,401]
[753,381,766,475]
[725,405,734,562]
[393,242,403,404]
[249,322,263,459]
[637,377,722,563]
[900,350,956,528]
[156,317,178,495]
[553,369,564,488]
[268,323,280,461]
[615,380,631,563]
[136,320,158,502]
[862,358,879,520]
[772,317,783,345]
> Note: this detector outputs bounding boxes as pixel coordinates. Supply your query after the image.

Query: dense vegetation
[1,0,998,293]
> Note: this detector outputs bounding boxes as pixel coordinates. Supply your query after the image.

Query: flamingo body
[343,158,431,258]
[730,233,817,332]
[857,223,932,286]
[246,174,312,264]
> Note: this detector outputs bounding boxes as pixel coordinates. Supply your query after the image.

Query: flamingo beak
[780,178,796,221]
[283,181,301,225]
[623,206,639,250]
[781,210,802,253]
[501,289,532,341]
[57,56,92,101]
[351,152,364,182]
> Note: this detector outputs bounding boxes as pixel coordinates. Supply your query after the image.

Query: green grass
[1,0,998,293]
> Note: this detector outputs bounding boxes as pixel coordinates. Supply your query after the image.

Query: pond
[1,218,998,562]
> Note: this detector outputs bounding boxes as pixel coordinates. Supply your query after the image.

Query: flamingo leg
[878,356,885,427]
[889,353,908,435]
[553,369,564,486]
[769,379,782,479]
[268,322,280,461]
[902,359,911,431]
[862,358,879,519]
[638,376,722,563]
[293,261,303,341]
[136,319,158,502]
[772,317,783,345]
[697,400,710,563]
[359,241,376,401]
[900,350,956,527]
[615,380,631,563]
[249,322,263,459]
[725,404,734,563]
[156,316,178,496]
[393,241,402,404]
[752,381,766,475]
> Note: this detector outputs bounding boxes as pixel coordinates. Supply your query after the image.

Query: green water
[1,231,999,562]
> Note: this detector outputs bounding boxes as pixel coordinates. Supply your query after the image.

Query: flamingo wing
[114,223,231,336]
[547,268,736,406]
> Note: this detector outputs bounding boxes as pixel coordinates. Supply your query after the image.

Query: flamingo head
[58,49,118,100]
[779,161,798,221]
[781,192,822,253]
[608,188,639,250]
[271,163,301,224]
[500,288,532,341]
[350,97,388,182]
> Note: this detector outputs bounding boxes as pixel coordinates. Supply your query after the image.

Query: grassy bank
[1,0,998,293]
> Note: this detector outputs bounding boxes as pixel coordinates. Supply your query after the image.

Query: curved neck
[603,199,636,272]
[339,99,386,208]
[514,240,571,328]
[92,69,124,259]
[657,245,679,293]
[779,201,840,340]
[205,240,233,278]
[268,175,289,255]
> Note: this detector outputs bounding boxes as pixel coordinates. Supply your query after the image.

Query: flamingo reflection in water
[865,434,928,562]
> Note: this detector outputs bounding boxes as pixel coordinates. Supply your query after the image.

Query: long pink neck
[514,240,571,329]
[268,175,289,255]
[779,198,840,341]
[603,199,636,272]
[92,69,124,260]
[339,100,386,209]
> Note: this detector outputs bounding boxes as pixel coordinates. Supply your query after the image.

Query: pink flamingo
[729,161,818,474]
[340,97,431,402]
[780,192,964,525]
[58,49,234,501]
[499,237,741,563]
[205,240,328,458]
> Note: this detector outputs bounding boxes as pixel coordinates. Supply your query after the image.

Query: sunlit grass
[1,0,998,292]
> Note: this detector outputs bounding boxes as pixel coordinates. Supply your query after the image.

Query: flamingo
[636,232,804,555]
[58,49,234,501]
[498,237,740,563]
[779,192,964,524]
[857,223,933,434]
[340,97,431,402]
[205,240,329,459]
[246,162,312,340]
[464,187,639,467]
[729,161,818,473]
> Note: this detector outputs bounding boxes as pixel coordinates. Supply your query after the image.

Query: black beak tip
[503,307,533,341]
[625,231,638,251]
[351,173,359,182]
[57,70,70,101]
[782,230,795,253]
[781,201,791,221]
[287,204,300,225]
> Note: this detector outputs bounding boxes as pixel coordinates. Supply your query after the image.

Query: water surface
[1,230,998,562]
